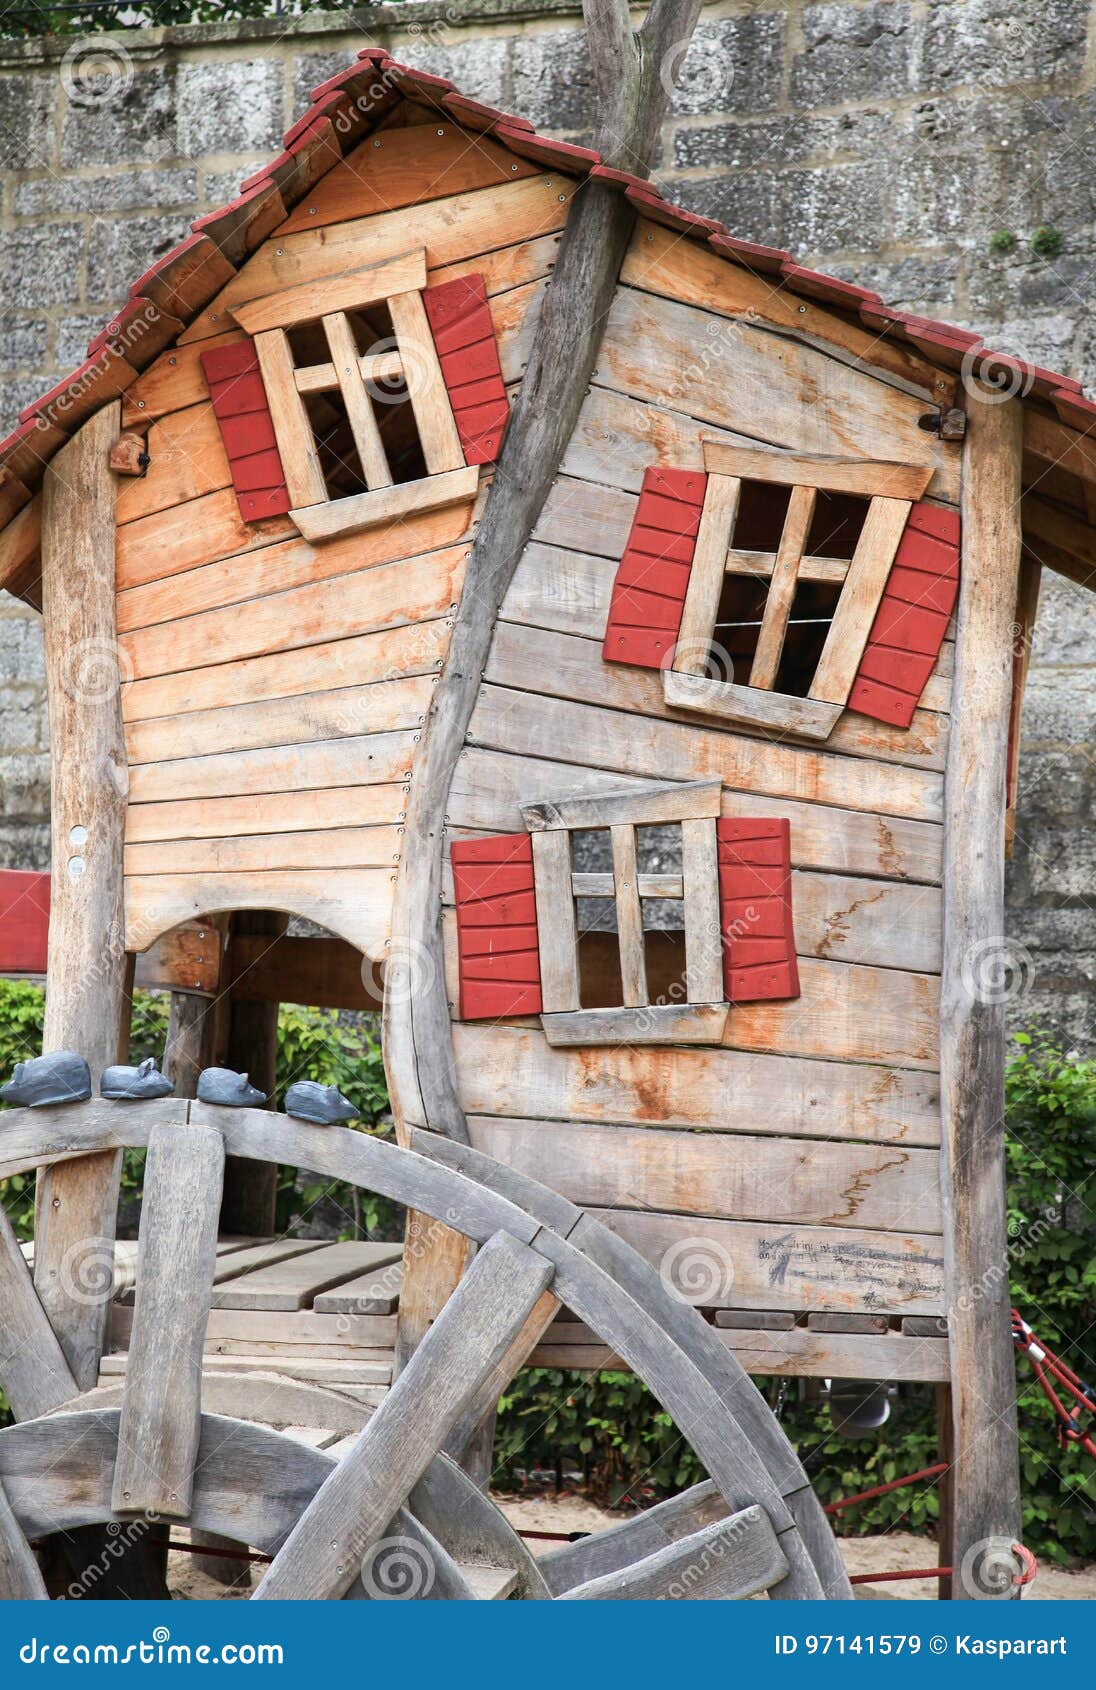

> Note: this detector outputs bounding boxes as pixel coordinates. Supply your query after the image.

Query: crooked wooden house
[0,46,1092,1601]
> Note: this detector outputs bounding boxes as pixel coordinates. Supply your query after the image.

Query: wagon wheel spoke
[561,1506,789,1601]
[111,1123,225,1521]
[0,1473,47,1600]
[253,1231,555,1601]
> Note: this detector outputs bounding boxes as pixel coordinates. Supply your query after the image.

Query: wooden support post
[34,401,130,1393]
[940,387,1023,1600]
[935,1382,955,1601]
[164,971,249,1586]
[220,911,287,1236]
[386,0,703,1444]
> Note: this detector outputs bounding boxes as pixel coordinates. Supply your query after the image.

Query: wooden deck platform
[20,1237,951,1401]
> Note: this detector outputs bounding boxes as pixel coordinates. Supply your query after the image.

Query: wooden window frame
[231,248,479,542]
[520,779,730,1048]
[663,442,933,741]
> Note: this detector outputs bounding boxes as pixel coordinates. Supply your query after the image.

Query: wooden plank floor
[77,1236,951,1394]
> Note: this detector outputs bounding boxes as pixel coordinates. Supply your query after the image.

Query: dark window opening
[730,478,793,552]
[711,571,768,686]
[301,389,367,500]
[292,302,432,497]
[804,490,869,559]
[774,579,844,696]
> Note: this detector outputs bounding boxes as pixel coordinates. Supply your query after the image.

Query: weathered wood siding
[444,216,961,1322]
[117,131,562,956]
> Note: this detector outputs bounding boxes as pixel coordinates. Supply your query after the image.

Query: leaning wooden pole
[387,0,703,1382]
[940,385,1023,1599]
[34,400,130,1392]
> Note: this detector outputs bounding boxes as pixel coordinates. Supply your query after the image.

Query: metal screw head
[309,207,317,216]
[437,127,445,136]
[798,304,807,313]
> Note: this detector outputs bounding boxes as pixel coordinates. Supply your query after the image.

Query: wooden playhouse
[0,44,1093,1601]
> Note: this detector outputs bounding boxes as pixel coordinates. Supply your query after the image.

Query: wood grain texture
[122,623,448,726]
[750,483,815,689]
[809,497,912,705]
[941,390,1024,1599]
[592,1207,944,1315]
[184,176,577,342]
[253,1232,553,1599]
[116,496,472,614]
[253,329,327,506]
[622,219,950,403]
[125,867,394,956]
[232,249,426,335]
[280,123,539,232]
[467,1115,942,1233]
[530,829,579,1012]
[124,824,404,878]
[470,686,944,821]
[702,441,933,500]
[453,1023,941,1145]
[0,1476,47,1600]
[126,730,417,804]
[36,402,129,1394]
[125,675,433,764]
[121,543,466,682]
[112,1123,225,1519]
[290,466,479,543]
[115,486,296,585]
[450,747,944,884]
[489,623,948,766]
[0,1204,79,1421]
[594,288,958,501]
[562,1506,787,1600]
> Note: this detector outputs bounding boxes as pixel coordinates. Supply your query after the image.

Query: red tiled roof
[2,43,1095,521]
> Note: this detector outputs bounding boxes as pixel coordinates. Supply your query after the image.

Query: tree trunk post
[940,385,1024,1599]
[34,400,130,1392]
[219,910,287,1237]
[386,0,704,1482]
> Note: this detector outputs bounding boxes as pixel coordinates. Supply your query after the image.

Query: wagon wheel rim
[0,1099,851,1600]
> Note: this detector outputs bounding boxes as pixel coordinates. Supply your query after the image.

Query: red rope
[850,1546,1036,1589]
[1013,1310,1096,1459]
[824,1462,947,1515]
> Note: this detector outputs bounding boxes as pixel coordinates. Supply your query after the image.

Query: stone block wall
[0,0,1091,1043]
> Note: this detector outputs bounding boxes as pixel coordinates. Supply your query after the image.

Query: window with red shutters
[206,248,509,541]
[606,443,956,743]
[451,780,801,1047]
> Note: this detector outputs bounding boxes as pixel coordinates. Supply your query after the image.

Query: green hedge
[1,981,1093,1559]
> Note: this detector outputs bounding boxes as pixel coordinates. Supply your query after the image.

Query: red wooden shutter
[200,340,293,522]
[422,274,510,465]
[450,834,542,1020]
[0,870,50,973]
[603,466,708,669]
[717,819,800,1002]
[847,501,960,728]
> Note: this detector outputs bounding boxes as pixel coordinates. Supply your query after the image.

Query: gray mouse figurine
[285,1080,357,1126]
[101,1057,173,1101]
[0,1051,91,1108]
[196,1068,266,1107]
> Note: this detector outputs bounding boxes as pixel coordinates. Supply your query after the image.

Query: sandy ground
[167,1494,1096,1600]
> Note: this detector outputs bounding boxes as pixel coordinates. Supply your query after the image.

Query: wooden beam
[941,387,1023,1600]
[0,493,40,600]
[701,440,932,501]
[34,402,129,1394]
[112,1123,225,1519]
[1021,492,1096,591]
[385,0,704,1457]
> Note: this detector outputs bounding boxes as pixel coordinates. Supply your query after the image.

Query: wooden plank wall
[117,130,565,956]
[444,217,962,1327]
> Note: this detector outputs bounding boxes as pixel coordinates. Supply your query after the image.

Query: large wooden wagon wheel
[0,1099,851,1601]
